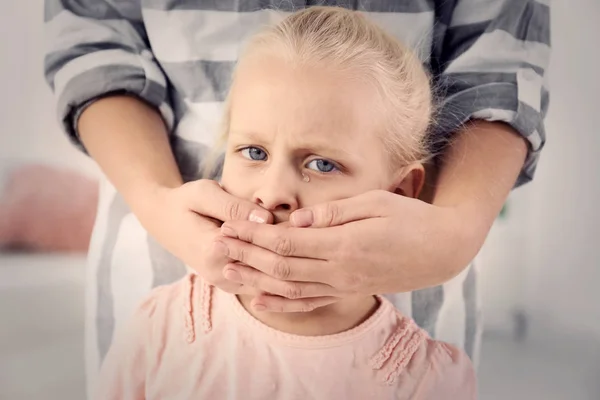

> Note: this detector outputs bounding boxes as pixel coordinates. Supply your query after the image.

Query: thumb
[290,190,389,228]
[186,180,274,224]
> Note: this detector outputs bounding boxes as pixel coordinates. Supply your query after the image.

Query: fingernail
[214,240,229,256]
[253,304,266,312]
[291,209,313,227]
[223,268,242,282]
[249,210,268,224]
[221,224,236,237]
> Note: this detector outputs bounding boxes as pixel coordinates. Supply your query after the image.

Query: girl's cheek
[220,161,253,198]
[302,181,349,205]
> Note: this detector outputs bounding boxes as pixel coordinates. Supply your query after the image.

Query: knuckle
[224,200,242,221]
[237,227,253,244]
[245,272,259,288]
[196,178,210,190]
[208,243,229,265]
[274,235,294,257]
[207,241,222,259]
[271,256,291,280]
[184,179,208,197]
[236,247,247,264]
[283,283,303,300]
[323,203,340,226]
[181,180,196,191]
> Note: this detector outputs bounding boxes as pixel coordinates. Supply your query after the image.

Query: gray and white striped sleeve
[432,0,551,186]
[44,0,174,151]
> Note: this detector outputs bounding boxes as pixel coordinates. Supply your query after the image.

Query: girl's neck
[236,294,380,336]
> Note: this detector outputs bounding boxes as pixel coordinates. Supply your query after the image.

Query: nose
[253,166,300,216]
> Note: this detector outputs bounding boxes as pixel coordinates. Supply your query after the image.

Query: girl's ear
[391,164,425,198]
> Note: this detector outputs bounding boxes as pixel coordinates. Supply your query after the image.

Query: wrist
[127,181,180,220]
[79,95,185,215]
[434,203,488,280]
[428,121,526,274]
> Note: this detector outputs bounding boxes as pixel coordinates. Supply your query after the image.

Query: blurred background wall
[1,1,598,399]
[479,0,600,345]
[0,2,98,178]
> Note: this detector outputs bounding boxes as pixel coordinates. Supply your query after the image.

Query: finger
[289,190,392,228]
[208,265,259,296]
[218,284,263,298]
[183,179,273,223]
[251,294,341,313]
[215,237,330,283]
[200,235,254,295]
[201,258,262,296]
[234,284,264,297]
[210,279,243,294]
[223,263,342,299]
[220,220,338,259]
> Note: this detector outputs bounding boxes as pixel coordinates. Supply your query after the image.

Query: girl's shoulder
[407,339,477,399]
[371,306,476,398]
[393,331,476,398]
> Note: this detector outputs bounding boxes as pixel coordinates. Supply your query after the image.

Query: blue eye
[307,159,337,173]
[241,147,267,161]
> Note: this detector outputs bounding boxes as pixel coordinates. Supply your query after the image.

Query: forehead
[228,54,383,147]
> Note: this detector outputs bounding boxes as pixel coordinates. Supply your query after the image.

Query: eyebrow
[228,130,268,144]
[228,130,356,159]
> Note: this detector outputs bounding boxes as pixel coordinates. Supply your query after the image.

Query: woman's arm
[78,96,273,293]
[420,120,528,282]
[44,0,175,149]
[210,0,550,312]
[78,96,183,201]
[215,122,526,302]
[429,120,528,273]
[45,1,272,292]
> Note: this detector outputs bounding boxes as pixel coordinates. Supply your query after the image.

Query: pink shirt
[96,274,476,399]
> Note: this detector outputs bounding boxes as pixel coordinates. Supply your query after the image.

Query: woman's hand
[77,97,277,295]
[136,179,274,295]
[216,190,484,312]
[217,121,526,313]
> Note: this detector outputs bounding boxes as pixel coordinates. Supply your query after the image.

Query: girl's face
[220,54,420,224]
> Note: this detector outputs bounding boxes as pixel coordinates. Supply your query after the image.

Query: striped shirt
[43,0,550,394]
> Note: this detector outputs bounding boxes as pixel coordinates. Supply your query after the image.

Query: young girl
[96,7,476,399]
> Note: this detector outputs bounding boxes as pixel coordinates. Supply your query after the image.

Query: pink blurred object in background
[0,164,98,253]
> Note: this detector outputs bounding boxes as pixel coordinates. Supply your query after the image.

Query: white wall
[0,1,98,178]
[523,0,600,340]
[480,0,600,342]
[478,186,533,333]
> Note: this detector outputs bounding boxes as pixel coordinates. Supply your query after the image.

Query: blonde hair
[203,6,433,177]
